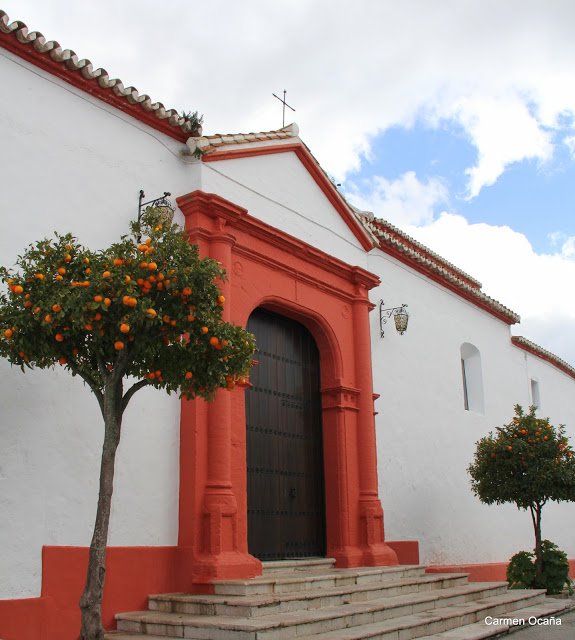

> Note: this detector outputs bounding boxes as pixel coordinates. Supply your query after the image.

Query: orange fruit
[139,262,148,269]
[103,271,111,278]
[55,275,63,281]
[94,312,102,321]
[185,372,193,380]
[83,257,90,265]
[124,275,131,284]
[128,297,137,308]
[113,258,124,266]
[84,323,93,331]
[94,295,103,303]
[55,333,64,342]
[64,254,72,263]
[52,304,62,313]
[13,285,23,294]
[114,340,125,350]
[217,295,225,305]
[183,287,192,296]
[138,244,148,252]
[3,328,13,339]
[209,336,219,347]
[156,282,164,291]
[44,314,52,323]
[145,308,157,319]
[35,273,45,280]
[145,238,152,246]
[187,314,195,322]
[147,262,157,271]
[24,301,32,309]
[57,267,66,275]
[201,326,209,334]
[119,323,130,334]
[104,298,111,307]
[122,295,130,306]
[33,306,41,314]
[147,372,156,380]
[58,356,67,365]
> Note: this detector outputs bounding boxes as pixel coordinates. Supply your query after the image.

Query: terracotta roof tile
[187,123,299,154]
[357,211,520,325]
[511,336,575,379]
[0,10,199,141]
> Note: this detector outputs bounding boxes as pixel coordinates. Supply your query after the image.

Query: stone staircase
[105,558,573,640]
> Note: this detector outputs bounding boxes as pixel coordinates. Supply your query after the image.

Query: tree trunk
[531,503,543,578]
[79,382,122,640]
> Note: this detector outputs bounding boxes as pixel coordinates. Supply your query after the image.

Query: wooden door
[246,308,326,560]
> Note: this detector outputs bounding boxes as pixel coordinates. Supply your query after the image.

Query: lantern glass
[394,310,409,335]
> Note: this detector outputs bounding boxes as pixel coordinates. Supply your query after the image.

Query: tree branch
[121,379,150,412]
[69,361,104,413]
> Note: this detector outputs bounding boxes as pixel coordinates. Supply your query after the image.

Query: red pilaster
[351,277,398,566]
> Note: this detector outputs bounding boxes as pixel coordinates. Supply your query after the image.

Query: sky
[2,0,575,365]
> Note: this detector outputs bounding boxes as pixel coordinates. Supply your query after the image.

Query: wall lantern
[379,301,409,338]
[138,190,175,226]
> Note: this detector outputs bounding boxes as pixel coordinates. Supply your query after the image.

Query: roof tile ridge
[358,211,482,289]
[186,123,300,155]
[0,10,200,138]
[511,336,575,377]
[357,213,519,322]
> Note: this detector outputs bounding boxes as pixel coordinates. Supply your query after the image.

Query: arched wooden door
[246,308,326,560]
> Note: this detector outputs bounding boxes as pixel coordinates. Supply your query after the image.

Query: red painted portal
[176,190,398,587]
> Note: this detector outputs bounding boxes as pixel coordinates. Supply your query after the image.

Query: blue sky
[2,0,575,363]
[346,121,575,255]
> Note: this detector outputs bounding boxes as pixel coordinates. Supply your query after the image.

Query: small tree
[0,209,255,640]
[468,405,575,579]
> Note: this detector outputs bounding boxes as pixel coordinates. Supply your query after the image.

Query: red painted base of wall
[426,559,575,582]
[0,543,418,640]
[0,546,185,640]
[386,540,420,565]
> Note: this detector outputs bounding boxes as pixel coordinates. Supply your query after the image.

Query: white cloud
[345,172,448,227]
[4,0,575,189]
[441,95,553,198]
[404,213,575,363]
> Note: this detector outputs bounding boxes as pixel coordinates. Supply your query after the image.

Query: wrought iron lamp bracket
[379,301,409,338]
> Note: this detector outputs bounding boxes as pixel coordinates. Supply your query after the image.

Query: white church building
[1,9,574,639]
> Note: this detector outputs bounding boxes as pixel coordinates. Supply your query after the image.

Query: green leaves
[468,405,575,511]
[0,207,255,403]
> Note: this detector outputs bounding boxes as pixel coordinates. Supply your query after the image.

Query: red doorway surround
[176,190,398,587]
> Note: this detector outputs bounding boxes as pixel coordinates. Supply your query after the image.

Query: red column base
[177,547,262,591]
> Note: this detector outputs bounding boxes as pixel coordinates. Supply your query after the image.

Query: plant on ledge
[507,540,573,595]
[0,207,255,640]
[468,405,575,593]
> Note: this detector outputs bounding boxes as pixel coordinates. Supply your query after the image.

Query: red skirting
[426,559,575,582]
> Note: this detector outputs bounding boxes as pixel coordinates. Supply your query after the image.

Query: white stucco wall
[368,249,575,566]
[199,153,368,268]
[0,49,195,597]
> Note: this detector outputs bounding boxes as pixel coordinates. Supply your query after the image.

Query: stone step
[293,589,549,640]
[211,564,427,596]
[261,558,336,576]
[414,597,574,639]
[149,572,469,618]
[115,581,515,639]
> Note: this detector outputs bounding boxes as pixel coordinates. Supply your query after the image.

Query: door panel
[246,308,326,560]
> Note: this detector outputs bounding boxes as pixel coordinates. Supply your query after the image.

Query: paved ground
[510,606,575,639]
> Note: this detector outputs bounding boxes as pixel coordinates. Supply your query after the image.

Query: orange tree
[468,405,575,580]
[0,208,255,640]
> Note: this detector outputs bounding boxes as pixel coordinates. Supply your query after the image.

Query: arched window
[460,343,484,413]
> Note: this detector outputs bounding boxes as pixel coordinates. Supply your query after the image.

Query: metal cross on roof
[272,90,296,128]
